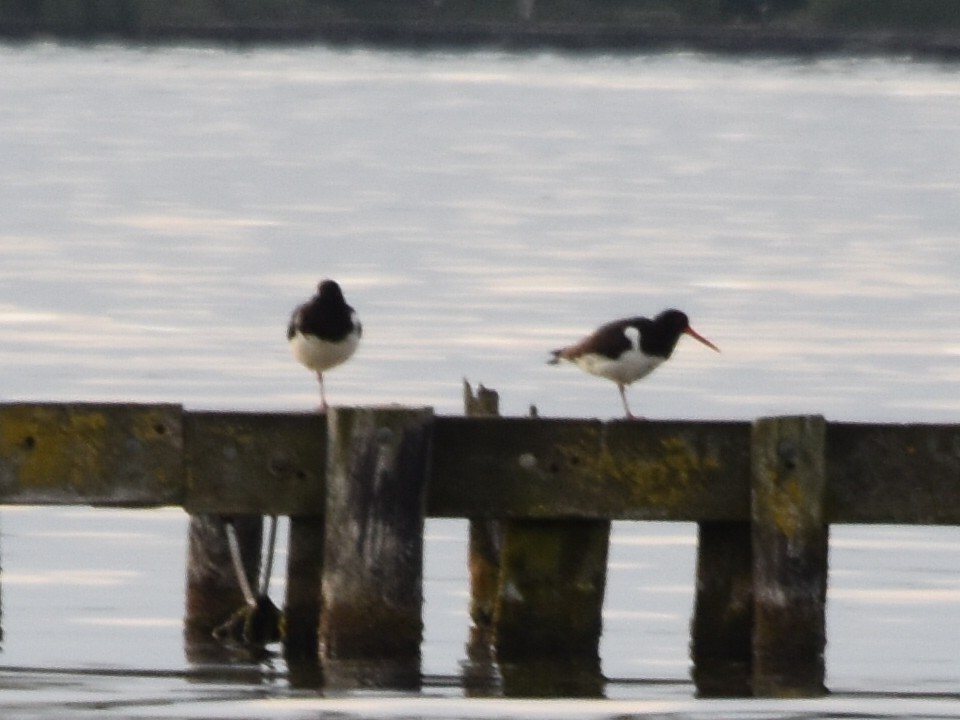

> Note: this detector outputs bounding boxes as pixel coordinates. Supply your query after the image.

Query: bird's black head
[317,279,346,304]
[650,308,720,355]
[637,309,691,358]
[653,309,691,335]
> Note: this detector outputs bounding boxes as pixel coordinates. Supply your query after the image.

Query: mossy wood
[493,518,610,662]
[0,404,958,525]
[428,417,751,521]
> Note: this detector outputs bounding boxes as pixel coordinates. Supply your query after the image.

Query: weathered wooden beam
[751,415,828,697]
[319,406,433,688]
[429,417,603,517]
[184,411,325,515]
[0,403,957,526]
[601,420,751,521]
[0,403,182,505]
[428,417,751,521]
[827,423,960,524]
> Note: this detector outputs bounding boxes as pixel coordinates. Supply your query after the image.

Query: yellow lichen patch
[758,475,808,541]
[615,436,715,513]
[0,405,109,494]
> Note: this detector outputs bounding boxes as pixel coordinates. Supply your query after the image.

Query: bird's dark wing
[553,318,640,362]
[286,304,305,340]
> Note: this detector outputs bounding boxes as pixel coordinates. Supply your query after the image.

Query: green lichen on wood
[552,426,725,519]
[618,435,720,511]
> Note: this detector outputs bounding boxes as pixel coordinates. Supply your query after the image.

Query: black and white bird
[549,309,720,419]
[287,279,362,411]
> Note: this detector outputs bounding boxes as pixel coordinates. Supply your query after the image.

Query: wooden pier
[0,386,958,697]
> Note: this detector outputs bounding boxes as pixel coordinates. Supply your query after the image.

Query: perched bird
[549,309,719,419]
[287,279,362,411]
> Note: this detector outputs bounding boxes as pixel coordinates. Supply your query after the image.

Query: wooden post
[493,517,609,696]
[494,517,610,659]
[319,406,433,688]
[751,415,828,697]
[0,518,3,646]
[183,514,262,659]
[690,520,753,696]
[283,516,325,685]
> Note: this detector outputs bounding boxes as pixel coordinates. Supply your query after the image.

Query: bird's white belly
[290,331,359,373]
[574,350,663,386]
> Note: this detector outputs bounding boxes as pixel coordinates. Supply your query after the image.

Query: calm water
[1,41,960,718]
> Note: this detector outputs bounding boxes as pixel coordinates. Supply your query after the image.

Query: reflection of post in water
[462,381,607,698]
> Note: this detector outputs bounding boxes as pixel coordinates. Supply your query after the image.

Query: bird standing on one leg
[287,279,362,412]
[549,309,719,419]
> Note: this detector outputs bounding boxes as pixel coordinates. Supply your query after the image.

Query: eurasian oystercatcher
[287,279,362,411]
[548,309,720,419]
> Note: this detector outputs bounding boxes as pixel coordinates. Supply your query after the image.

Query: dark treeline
[3,0,960,54]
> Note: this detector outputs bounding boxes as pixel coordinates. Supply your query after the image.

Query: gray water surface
[1,42,960,717]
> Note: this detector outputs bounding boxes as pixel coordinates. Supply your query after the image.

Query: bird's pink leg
[618,384,641,420]
[316,372,328,413]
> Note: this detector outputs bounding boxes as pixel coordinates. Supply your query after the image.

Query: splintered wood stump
[751,415,828,697]
[319,406,433,688]
[463,381,503,632]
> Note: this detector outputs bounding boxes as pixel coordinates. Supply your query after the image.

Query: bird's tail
[547,348,564,365]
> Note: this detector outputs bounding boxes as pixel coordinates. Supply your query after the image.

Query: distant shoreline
[3,17,960,59]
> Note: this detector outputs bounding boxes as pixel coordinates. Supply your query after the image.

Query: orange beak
[684,326,721,353]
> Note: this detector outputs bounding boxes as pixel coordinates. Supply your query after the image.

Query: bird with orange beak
[549,309,720,419]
